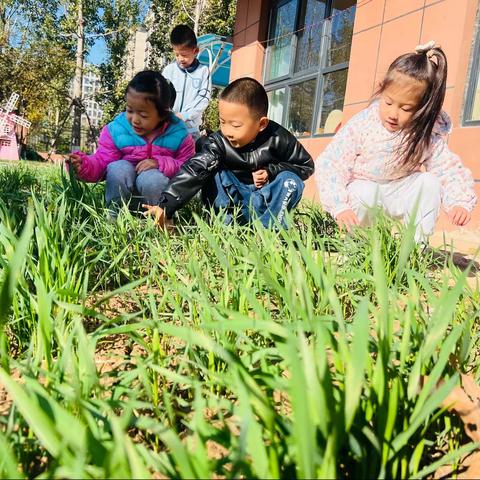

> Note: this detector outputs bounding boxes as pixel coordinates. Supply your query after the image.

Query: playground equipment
[0,93,31,161]
[197,34,232,89]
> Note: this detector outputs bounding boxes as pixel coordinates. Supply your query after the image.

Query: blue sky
[87,38,107,65]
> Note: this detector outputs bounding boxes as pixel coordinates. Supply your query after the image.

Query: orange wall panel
[374,10,423,86]
[420,0,469,91]
[353,0,384,33]
[343,26,382,105]
[383,0,425,22]
[448,127,480,178]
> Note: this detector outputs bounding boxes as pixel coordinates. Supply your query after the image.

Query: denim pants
[105,160,169,213]
[202,169,304,228]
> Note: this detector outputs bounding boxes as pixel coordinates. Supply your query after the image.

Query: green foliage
[0,162,479,478]
[0,0,108,153]
[147,0,237,68]
[96,0,144,123]
[201,89,220,133]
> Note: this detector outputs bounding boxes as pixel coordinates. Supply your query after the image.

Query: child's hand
[136,159,158,174]
[447,206,471,226]
[68,153,82,173]
[252,169,269,188]
[142,204,173,231]
[175,112,184,121]
[336,209,360,231]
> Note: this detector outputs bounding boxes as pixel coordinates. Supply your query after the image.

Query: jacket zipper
[179,71,187,112]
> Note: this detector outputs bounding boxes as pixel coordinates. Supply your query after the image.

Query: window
[464,19,480,125]
[264,0,356,137]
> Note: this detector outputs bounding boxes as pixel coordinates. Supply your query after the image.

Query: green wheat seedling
[0,162,479,478]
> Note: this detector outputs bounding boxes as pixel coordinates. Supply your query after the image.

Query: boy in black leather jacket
[143,77,314,228]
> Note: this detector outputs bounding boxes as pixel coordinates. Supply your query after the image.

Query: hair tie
[415,40,440,64]
[415,40,440,57]
[415,40,436,53]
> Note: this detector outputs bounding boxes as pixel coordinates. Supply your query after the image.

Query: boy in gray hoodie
[163,25,211,141]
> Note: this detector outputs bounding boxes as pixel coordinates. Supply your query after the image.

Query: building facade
[82,68,103,128]
[230,0,480,229]
[124,27,150,80]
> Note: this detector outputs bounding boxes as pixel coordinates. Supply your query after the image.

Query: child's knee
[347,180,380,210]
[418,172,441,197]
[136,170,169,194]
[276,171,304,197]
[106,160,135,182]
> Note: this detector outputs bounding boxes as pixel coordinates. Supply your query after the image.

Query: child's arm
[178,68,211,129]
[424,137,477,224]
[151,134,224,219]
[156,134,196,178]
[72,126,122,182]
[315,120,360,218]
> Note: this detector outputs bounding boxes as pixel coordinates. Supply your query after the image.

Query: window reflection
[470,56,480,121]
[317,69,348,134]
[294,0,327,73]
[268,88,287,124]
[288,79,317,136]
[264,0,356,136]
[265,0,298,81]
[326,0,356,67]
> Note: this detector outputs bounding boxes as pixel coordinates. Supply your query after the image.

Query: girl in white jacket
[315,42,476,242]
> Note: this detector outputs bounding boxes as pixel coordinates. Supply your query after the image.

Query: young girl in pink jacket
[69,70,195,217]
[315,42,476,242]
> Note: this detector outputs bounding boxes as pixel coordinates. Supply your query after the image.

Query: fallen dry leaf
[442,374,480,442]
[432,373,480,478]
[434,451,480,479]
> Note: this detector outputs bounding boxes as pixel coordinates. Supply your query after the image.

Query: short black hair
[219,77,269,118]
[126,70,176,118]
[170,25,197,48]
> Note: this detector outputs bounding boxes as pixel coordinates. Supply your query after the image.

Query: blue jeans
[202,170,304,228]
[105,160,169,213]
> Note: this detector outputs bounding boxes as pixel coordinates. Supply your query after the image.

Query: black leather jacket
[159,120,314,217]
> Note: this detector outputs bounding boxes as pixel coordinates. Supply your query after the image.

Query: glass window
[316,68,348,134]
[264,0,356,137]
[268,88,287,124]
[465,25,480,123]
[265,0,299,81]
[326,0,356,67]
[472,84,480,121]
[294,0,326,73]
[287,79,317,136]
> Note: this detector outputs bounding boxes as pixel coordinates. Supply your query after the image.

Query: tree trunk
[71,0,84,151]
[193,0,207,36]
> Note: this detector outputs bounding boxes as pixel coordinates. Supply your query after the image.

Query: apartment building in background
[124,26,150,80]
[82,67,103,128]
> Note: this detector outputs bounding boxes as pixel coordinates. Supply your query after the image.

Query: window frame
[464,17,480,126]
[263,0,355,138]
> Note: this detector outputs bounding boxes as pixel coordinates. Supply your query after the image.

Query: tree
[96,0,144,124]
[0,0,107,154]
[0,0,76,154]
[147,0,236,69]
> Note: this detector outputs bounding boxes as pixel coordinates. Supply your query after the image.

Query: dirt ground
[430,227,480,289]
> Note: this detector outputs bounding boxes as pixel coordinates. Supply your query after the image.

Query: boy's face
[172,44,199,69]
[219,100,269,149]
